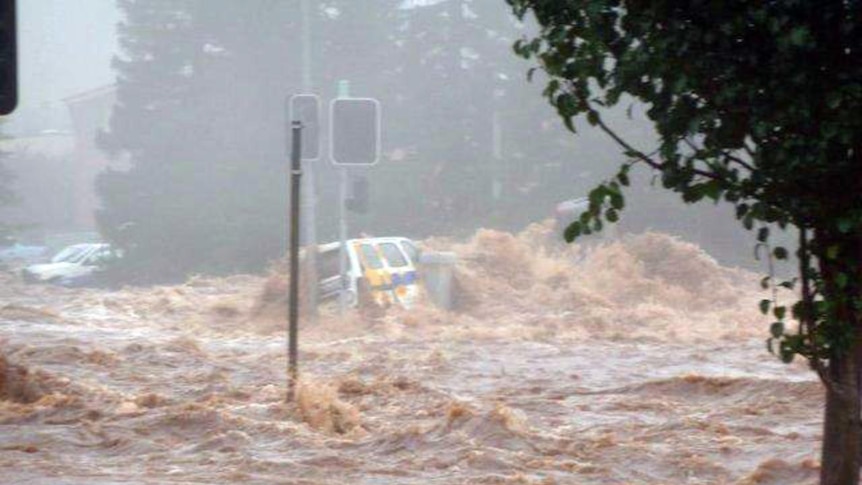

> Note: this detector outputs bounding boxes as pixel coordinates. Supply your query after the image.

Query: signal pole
[286,120,303,401]
[337,80,350,316]
[300,0,319,319]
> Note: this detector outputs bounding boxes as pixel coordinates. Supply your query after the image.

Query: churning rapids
[0,225,823,484]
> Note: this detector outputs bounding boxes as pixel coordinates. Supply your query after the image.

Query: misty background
[1,0,758,281]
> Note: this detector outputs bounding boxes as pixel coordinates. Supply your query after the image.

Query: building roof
[62,84,116,106]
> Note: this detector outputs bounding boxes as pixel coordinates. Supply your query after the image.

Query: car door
[316,246,344,301]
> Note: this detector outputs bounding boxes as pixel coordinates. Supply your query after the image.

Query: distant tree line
[98,0,751,280]
[97,0,585,279]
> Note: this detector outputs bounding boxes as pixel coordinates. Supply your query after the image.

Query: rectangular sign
[330,98,380,166]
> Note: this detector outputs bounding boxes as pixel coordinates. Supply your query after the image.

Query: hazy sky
[12,0,118,128]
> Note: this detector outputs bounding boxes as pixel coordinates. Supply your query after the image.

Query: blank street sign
[288,94,320,160]
[330,98,380,166]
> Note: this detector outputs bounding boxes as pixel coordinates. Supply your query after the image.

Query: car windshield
[379,242,408,268]
[400,241,419,264]
[84,246,114,266]
[358,243,383,270]
[51,245,92,264]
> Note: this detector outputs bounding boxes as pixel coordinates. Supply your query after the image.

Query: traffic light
[346,175,369,214]
[330,98,380,166]
[0,0,15,115]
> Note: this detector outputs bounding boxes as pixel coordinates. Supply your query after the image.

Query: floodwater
[0,226,822,484]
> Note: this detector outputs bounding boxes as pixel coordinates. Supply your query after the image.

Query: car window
[68,250,93,264]
[52,245,90,264]
[400,241,419,264]
[379,242,408,268]
[317,248,342,280]
[86,247,114,266]
[358,243,383,270]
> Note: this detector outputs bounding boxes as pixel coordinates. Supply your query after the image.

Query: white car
[22,243,115,284]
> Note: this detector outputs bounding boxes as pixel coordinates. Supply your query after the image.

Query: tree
[99,0,295,280]
[505,1,862,483]
[329,0,589,238]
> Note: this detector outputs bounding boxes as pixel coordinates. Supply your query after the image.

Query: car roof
[318,237,412,252]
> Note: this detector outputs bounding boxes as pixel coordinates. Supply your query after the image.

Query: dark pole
[287,120,302,402]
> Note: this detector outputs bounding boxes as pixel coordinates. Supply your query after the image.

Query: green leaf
[759,299,771,315]
[587,110,599,126]
[778,280,795,290]
[836,272,848,289]
[837,218,854,234]
[826,245,839,260]
[757,227,769,243]
[779,344,795,364]
[606,208,619,222]
[588,186,605,209]
[788,26,809,47]
[564,221,582,242]
[773,247,788,260]
[770,321,784,338]
[617,165,631,187]
[773,306,786,320]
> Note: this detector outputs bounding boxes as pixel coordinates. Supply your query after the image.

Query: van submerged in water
[316,237,421,309]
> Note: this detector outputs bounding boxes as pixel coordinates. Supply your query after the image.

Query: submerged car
[22,243,119,286]
[316,237,421,309]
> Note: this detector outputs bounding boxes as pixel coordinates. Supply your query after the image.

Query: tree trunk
[820,338,862,485]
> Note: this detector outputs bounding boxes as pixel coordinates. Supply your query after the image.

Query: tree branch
[681,137,755,172]
[589,109,731,184]
[722,152,755,172]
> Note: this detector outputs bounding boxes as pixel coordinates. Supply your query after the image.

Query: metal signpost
[284,85,378,399]
[285,94,319,402]
[287,120,302,402]
[330,82,380,315]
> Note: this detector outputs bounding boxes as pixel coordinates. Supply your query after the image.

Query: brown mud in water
[0,225,820,484]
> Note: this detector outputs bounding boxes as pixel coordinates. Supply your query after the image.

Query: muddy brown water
[0,231,823,484]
